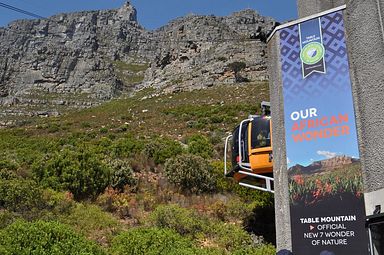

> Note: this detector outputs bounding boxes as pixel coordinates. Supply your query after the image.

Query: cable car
[224,102,274,193]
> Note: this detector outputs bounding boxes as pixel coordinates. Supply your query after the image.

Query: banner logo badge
[299,18,326,78]
[300,42,325,65]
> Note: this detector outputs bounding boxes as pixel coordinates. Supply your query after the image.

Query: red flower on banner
[325,182,332,194]
[313,189,321,199]
[293,175,304,185]
[315,179,323,191]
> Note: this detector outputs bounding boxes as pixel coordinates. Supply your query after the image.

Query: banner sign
[279,10,369,255]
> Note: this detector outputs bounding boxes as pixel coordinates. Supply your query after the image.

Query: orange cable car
[224,102,274,193]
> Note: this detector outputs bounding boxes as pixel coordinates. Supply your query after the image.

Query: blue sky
[0,0,298,29]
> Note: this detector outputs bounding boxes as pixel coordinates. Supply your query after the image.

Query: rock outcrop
[289,156,359,175]
[0,1,277,125]
[142,9,277,92]
[0,2,144,100]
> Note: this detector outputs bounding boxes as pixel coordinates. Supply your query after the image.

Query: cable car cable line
[0,2,45,19]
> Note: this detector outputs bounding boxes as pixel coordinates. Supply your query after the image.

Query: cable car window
[242,122,249,162]
[231,126,240,168]
[251,118,271,149]
[231,122,250,167]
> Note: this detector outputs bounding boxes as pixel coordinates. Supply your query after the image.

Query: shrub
[0,178,47,216]
[110,227,202,255]
[0,177,75,220]
[0,210,17,229]
[0,168,18,181]
[150,204,205,236]
[33,147,111,200]
[209,130,226,147]
[206,222,253,251]
[42,189,75,216]
[108,159,137,191]
[0,220,105,255]
[97,137,113,152]
[96,188,131,217]
[164,154,215,194]
[227,61,247,82]
[110,136,143,158]
[81,122,91,128]
[99,127,108,134]
[148,204,271,253]
[143,137,183,164]
[0,160,18,172]
[232,244,276,255]
[47,123,60,133]
[243,204,276,245]
[186,134,214,159]
[59,203,119,243]
[210,199,255,222]
[228,61,246,73]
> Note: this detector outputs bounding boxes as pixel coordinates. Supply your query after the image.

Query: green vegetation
[32,146,112,200]
[114,61,149,73]
[164,154,216,194]
[149,204,275,254]
[58,203,120,243]
[186,134,214,159]
[0,220,105,255]
[113,61,149,88]
[143,137,184,164]
[0,82,275,254]
[109,160,137,191]
[150,204,205,236]
[110,227,207,255]
[0,178,46,218]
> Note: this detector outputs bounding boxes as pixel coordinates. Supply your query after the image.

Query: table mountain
[288,155,360,175]
[0,1,277,126]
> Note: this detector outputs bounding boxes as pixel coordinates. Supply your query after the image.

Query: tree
[228,61,247,82]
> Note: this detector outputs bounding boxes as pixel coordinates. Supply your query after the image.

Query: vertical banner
[279,10,369,255]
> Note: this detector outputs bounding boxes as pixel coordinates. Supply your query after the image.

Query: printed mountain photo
[288,155,363,206]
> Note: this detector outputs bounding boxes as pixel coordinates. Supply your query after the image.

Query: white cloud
[317,150,337,159]
[287,157,291,164]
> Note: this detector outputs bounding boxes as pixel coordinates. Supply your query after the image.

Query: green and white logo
[300,42,325,65]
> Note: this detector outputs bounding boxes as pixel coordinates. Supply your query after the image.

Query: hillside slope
[0,82,276,254]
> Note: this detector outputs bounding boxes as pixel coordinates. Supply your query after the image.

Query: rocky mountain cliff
[0,1,277,126]
[289,155,359,175]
